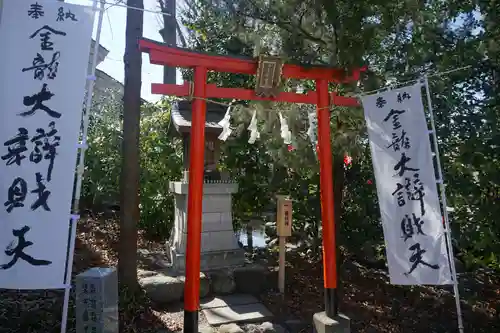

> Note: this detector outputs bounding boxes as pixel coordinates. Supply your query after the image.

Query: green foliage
[138,102,183,239]
[179,0,499,270]
[83,89,123,208]
[83,92,182,239]
[80,0,498,271]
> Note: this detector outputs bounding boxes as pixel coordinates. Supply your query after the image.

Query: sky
[67,0,183,102]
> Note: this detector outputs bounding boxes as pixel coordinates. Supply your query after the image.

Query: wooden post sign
[277,195,292,295]
[277,196,293,237]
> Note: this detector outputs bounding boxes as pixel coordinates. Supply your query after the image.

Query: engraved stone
[76,267,118,333]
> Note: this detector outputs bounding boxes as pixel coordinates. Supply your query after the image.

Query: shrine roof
[169,100,227,136]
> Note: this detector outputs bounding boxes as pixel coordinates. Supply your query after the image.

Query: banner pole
[423,75,464,333]
[60,1,105,333]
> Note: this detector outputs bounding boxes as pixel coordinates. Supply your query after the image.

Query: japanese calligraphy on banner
[361,84,452,285]
[0,1,93,289]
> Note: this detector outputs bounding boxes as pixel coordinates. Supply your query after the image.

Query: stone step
[138,263,279,304]
[201,294,260,309]
[201,294,273,326]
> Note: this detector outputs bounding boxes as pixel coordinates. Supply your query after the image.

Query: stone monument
[75,267,119,333]
[166,100,245,273]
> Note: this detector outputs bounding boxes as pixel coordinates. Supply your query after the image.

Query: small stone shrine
[75,267,118,333]
[167,100,245,272]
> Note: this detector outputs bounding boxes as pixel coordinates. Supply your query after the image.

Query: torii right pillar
[313,79,352,333]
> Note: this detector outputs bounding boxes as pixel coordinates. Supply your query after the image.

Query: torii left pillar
[183,66,207,332]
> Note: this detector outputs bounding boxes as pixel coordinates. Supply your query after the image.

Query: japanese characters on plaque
[361,83,452,285]
[76,268,119,333]
[0,1,93,289]
[78,279,100,333]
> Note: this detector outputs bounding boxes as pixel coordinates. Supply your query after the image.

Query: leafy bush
[138,103,182,239]
[82,93,183,239]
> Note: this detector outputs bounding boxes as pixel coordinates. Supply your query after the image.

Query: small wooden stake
[276,195,292,297]
[279,236,286,295]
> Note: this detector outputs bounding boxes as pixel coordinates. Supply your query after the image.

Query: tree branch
[225,0,328,46]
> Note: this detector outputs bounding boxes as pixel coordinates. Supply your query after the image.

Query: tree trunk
[158,0,177,84]
[119,0,143,293]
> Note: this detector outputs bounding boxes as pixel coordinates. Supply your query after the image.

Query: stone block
[284,319,308,333]
[173,231,240,254]
[244,322,287,333]
[137,249,170,270]
[201,232,213,251]
[203,183,239,195]
[139,271,210,303]
[168,181,243,272]
[170,248,245,273]
[202,212,223,232]
[208,270,236,295]
[169,181,189,194]
[76,267,118,333]
[203,195,232,213]
[233,265,269,295]
[200,325,216,333]
[313,312,350,333]
[169,181,238,195]
[137,269,157,279]
[178,273,211,299]
[220,212,232,223]
[205,231,240,251]
[203,303,273,326]
[139,274,184,303]
[218,323,244,333]
[200,294,259,309]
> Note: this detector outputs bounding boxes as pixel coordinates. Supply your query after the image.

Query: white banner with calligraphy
[0,0,93,289]
[361,84,452,285]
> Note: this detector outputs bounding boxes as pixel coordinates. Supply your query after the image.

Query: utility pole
[158,0,176,84]
[119,0,144,294]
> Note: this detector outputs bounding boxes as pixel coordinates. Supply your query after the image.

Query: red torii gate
[139,38,366,332]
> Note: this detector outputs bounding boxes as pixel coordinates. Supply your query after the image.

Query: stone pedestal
[313,312,351,333]
[167,181,245,273]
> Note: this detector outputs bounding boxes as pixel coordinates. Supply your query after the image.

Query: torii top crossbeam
[139,38,365,106]
[139,37,366,333]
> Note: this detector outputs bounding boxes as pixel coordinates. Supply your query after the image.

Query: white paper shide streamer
[0,1,94,289]
[218,100,234,141]
[307,109,318,154]
[278,112,292,145]
[247,110,260,144]
[361,83,452,285]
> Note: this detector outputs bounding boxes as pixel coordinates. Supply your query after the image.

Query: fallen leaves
[1,217,498,333]
[260,251,500,333]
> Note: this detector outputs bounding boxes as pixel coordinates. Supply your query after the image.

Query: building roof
[169,100,227,136]
[90,39,109,67]
[95,68,124,90]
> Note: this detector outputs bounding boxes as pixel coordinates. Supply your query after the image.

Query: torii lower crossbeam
[139,38,366,333]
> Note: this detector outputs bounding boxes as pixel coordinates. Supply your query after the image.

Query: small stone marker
[76,267,119,333]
